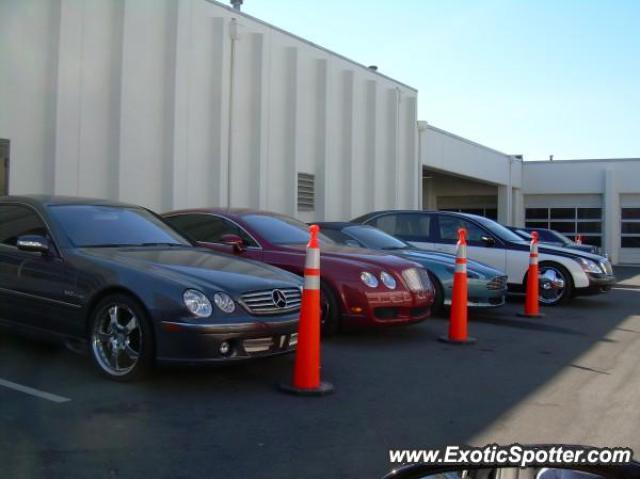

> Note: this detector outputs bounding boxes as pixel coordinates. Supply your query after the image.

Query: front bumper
[444,277,507,309]
[575,273,617,295]
[154,312,299,364]
[340,287,434,328]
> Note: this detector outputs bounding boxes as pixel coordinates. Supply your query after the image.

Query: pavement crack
[570,363,611,375]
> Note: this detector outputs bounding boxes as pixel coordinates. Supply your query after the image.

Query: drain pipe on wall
[227,18,239,207]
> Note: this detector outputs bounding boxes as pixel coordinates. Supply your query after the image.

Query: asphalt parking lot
[1,267,639,479]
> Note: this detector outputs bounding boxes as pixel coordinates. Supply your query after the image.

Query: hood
[510,240,608,262]
[81,246,302,295]
[280,244,421,271]
[399,249,505,277]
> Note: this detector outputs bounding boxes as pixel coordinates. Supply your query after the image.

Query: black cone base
[278,381,335,396]
[438,335,477,345]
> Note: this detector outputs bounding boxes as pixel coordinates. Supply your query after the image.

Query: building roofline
[420,123,520,161]
[524,158,640,164]
[203,0,417,92]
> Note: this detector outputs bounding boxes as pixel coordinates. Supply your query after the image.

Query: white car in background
[353,210,616,306]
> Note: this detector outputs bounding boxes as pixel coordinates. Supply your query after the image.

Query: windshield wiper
[381,246,407,251]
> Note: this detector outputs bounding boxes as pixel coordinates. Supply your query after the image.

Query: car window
[343,225,408,250]
[532,229,558,243]
[438,215,487,244]
[165,214,258,247]
[242,214,334,245]
[0,205,48,247]
[368,213,430,241]
[49,205,190,247]
[321,228,363,246]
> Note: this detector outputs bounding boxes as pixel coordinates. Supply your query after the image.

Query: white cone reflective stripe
[305,248,320,269]
[530,242,539,266]
[304,246,321,291]
[455,242,467,273]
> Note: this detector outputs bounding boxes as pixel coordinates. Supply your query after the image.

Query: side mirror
[220,234,245,252]
[481,235,496,247]
[17,235,50,255]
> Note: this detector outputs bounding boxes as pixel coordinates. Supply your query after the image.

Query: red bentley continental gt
[163,209,435,333]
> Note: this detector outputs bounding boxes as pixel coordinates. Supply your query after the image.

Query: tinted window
[525,221,548,230]
[622,208,640,220]
[242,214,334,245]
[166,214,257,247]
[0,205,48,247]
[343,225,408,250]
[369,214,430,241]
[525,208,548,220]
[468,215,524,242]
[577,208,602,219]
[49,205,190,247]
[549,221,575,233]
[533,229,562,242]
[321,228,364,247]
[550,208,576,219]
[438,216,486,243]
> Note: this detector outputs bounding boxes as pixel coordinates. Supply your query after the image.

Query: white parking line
[0,378,71,403]
[612,287,640,292]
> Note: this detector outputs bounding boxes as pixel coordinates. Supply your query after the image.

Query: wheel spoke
[124,342,139,361]
[124,317,137,334]
[110,345,120,371]
[108,305,119,331]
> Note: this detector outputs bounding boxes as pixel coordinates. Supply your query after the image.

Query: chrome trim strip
[0,286,81,309]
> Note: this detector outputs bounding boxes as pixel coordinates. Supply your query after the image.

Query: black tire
[428,272,445,316]
[88,294,154,382]
[527,262,574,306]
[320,282,341,336]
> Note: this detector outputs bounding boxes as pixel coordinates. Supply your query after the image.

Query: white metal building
[1,0,639,264]
[0,0,419,222]
[419,124,640,265]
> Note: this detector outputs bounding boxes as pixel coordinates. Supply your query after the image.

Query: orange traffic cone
[279,225,334,396]
[518,230,545,318]
[439,228,476,345]
[576,234,583,245]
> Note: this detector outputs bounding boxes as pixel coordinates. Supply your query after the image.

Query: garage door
[620,194,640,264]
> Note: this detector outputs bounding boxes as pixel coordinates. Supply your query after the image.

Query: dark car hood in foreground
[280,244,420,270]
[399,249,505,277]
[80,246,301,295]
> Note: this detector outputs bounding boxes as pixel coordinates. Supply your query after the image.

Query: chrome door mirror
[16,235,50,254]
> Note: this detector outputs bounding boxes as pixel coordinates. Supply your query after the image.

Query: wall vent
[297,173,315,211]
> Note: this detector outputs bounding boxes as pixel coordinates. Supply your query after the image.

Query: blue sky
[243,0,640,161]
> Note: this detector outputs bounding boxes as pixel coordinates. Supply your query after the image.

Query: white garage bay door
[620,194,640,264]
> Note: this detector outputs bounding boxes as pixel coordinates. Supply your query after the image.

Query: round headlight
[380,271,397,289]
[214,292,236,313]
[360,271,379,288]
[183,289,213,318]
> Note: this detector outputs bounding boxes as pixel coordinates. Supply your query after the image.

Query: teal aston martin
[317,222,508,313]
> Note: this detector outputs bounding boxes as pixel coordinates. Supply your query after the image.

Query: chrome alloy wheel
[91,304,141,377]
[538,266,567,305]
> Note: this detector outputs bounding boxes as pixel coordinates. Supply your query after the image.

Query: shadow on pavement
[0,267,638,478]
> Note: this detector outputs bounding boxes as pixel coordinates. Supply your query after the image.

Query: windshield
[49,205,191,247]
[549,230,574,244]
[242,214,335,245]
[471,215,526,242]
[343,225,408,250]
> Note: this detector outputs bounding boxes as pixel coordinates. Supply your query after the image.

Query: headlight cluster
[360,271,397,289]
[577,257,603,274]
[401,268,431,292]
[183,289,213,318]
[183,289,236,317]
